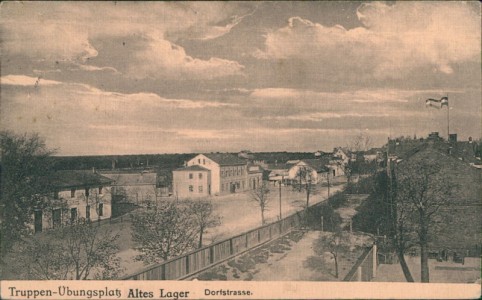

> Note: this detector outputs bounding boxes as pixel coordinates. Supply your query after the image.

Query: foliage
[294,166,315,208]
[0,131,55,256]
[395,158,456,282]
[303,204,342,231]
[5,220,121,280]
[249,182,270,225]
[131,201,198,263]
[326,191,347,209]
[187,199,222,248]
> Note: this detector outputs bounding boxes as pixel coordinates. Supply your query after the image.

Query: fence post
[258,229,261,243]
[356,266,362,281]
[209,245,214,264]
[245,233,248,248]
[229,238,234,255]
[161,264,166,280]
[269,225,272,239]
[186,256,190,275]
[372,244,377,278]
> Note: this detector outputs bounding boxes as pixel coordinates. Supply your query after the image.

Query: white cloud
[256,2,480,79]
[1,75,62,86]
[128,35,244,80]
[1,2,249,79]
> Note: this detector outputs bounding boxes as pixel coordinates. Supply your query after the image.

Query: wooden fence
[343,244,378,281]
[122,209,304,280]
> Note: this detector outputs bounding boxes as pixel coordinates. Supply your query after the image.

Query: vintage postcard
[0,1,480,299]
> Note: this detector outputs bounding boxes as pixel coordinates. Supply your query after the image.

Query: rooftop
[100,171,157,186]
[174,165,210,172]
[203,153,246,166]
[50,170,113,189]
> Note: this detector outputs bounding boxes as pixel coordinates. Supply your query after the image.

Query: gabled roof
[101,171,157,186]
[174,165,210,172]
[301,159,330,173]
[266,163,291,171]
[203,153,246,166]
[50,170,113,189]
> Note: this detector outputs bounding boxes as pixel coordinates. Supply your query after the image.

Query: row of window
[197,158,207,165]
[54,186,103,200]
[188,185,203,193]
[188,173,203,179]
[34,204,103,233]
[221,166,245,178]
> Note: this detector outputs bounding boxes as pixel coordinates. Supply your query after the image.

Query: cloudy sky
[1,1,480,155]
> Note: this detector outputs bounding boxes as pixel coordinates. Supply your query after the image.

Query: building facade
[33,170,113,233]
[173,153,263,198]
[100,170,158,206]
[172,165,211,198]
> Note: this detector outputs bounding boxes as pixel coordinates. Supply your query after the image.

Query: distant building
[100,170,158,206]
[172,153,263,198]
[172,165,211,198]
[33,170,113,233]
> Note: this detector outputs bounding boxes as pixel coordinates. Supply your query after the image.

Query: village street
[115,182,346,277]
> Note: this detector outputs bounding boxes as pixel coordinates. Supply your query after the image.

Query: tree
[188,200,221,248]
[250,182,270,225]
[7,219,121,280]
[395,159,455,282]
[131,201,198,263]
[295,166,314,208]
[0,131,55,257]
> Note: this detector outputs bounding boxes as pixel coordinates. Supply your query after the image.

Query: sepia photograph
[0,1,481,299]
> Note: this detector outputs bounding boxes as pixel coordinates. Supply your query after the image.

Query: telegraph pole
[279,175,283,220]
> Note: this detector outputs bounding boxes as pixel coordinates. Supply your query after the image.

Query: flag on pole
[425,96,448,109]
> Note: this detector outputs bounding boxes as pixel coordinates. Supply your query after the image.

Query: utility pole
[327,172,330,199]
[279,175,283,220]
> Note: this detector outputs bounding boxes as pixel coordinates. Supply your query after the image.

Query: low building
[33,170,113,233]
[100,170,158,206]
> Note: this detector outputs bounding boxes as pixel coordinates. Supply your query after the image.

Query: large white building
[172,153,262,198]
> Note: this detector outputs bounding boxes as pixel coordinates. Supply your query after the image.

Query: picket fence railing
[122,209,305,280]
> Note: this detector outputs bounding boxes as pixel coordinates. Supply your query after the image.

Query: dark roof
[174,165,210,172]
[302,159,330,172]
[100,171,157,186]
[266,163,292,170]
[50,170,113,189]
[203,153,246,166]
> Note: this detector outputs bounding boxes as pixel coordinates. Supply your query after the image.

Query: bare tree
[395,159,455,282]
[131,201,198,263]
[14,220,121,280]
[188,199,222,248]
[295,166,314,208]
[250,182,270,225]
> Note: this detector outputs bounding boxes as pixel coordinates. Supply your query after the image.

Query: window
[189,185,193,192]
[198,186,203,193]
[203,159,205,165]
[70,208,77,224]
[98,203,104,217]
[85,188,90,197]
[86,205,91,221]
[99,186,103,194]
[189,173,193,179]
[198,159,201,164]
[221,170,224,177]
[52,208,61,228]
[199,173,203,179]
[221,184,224,192]
[71,189,76,198]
